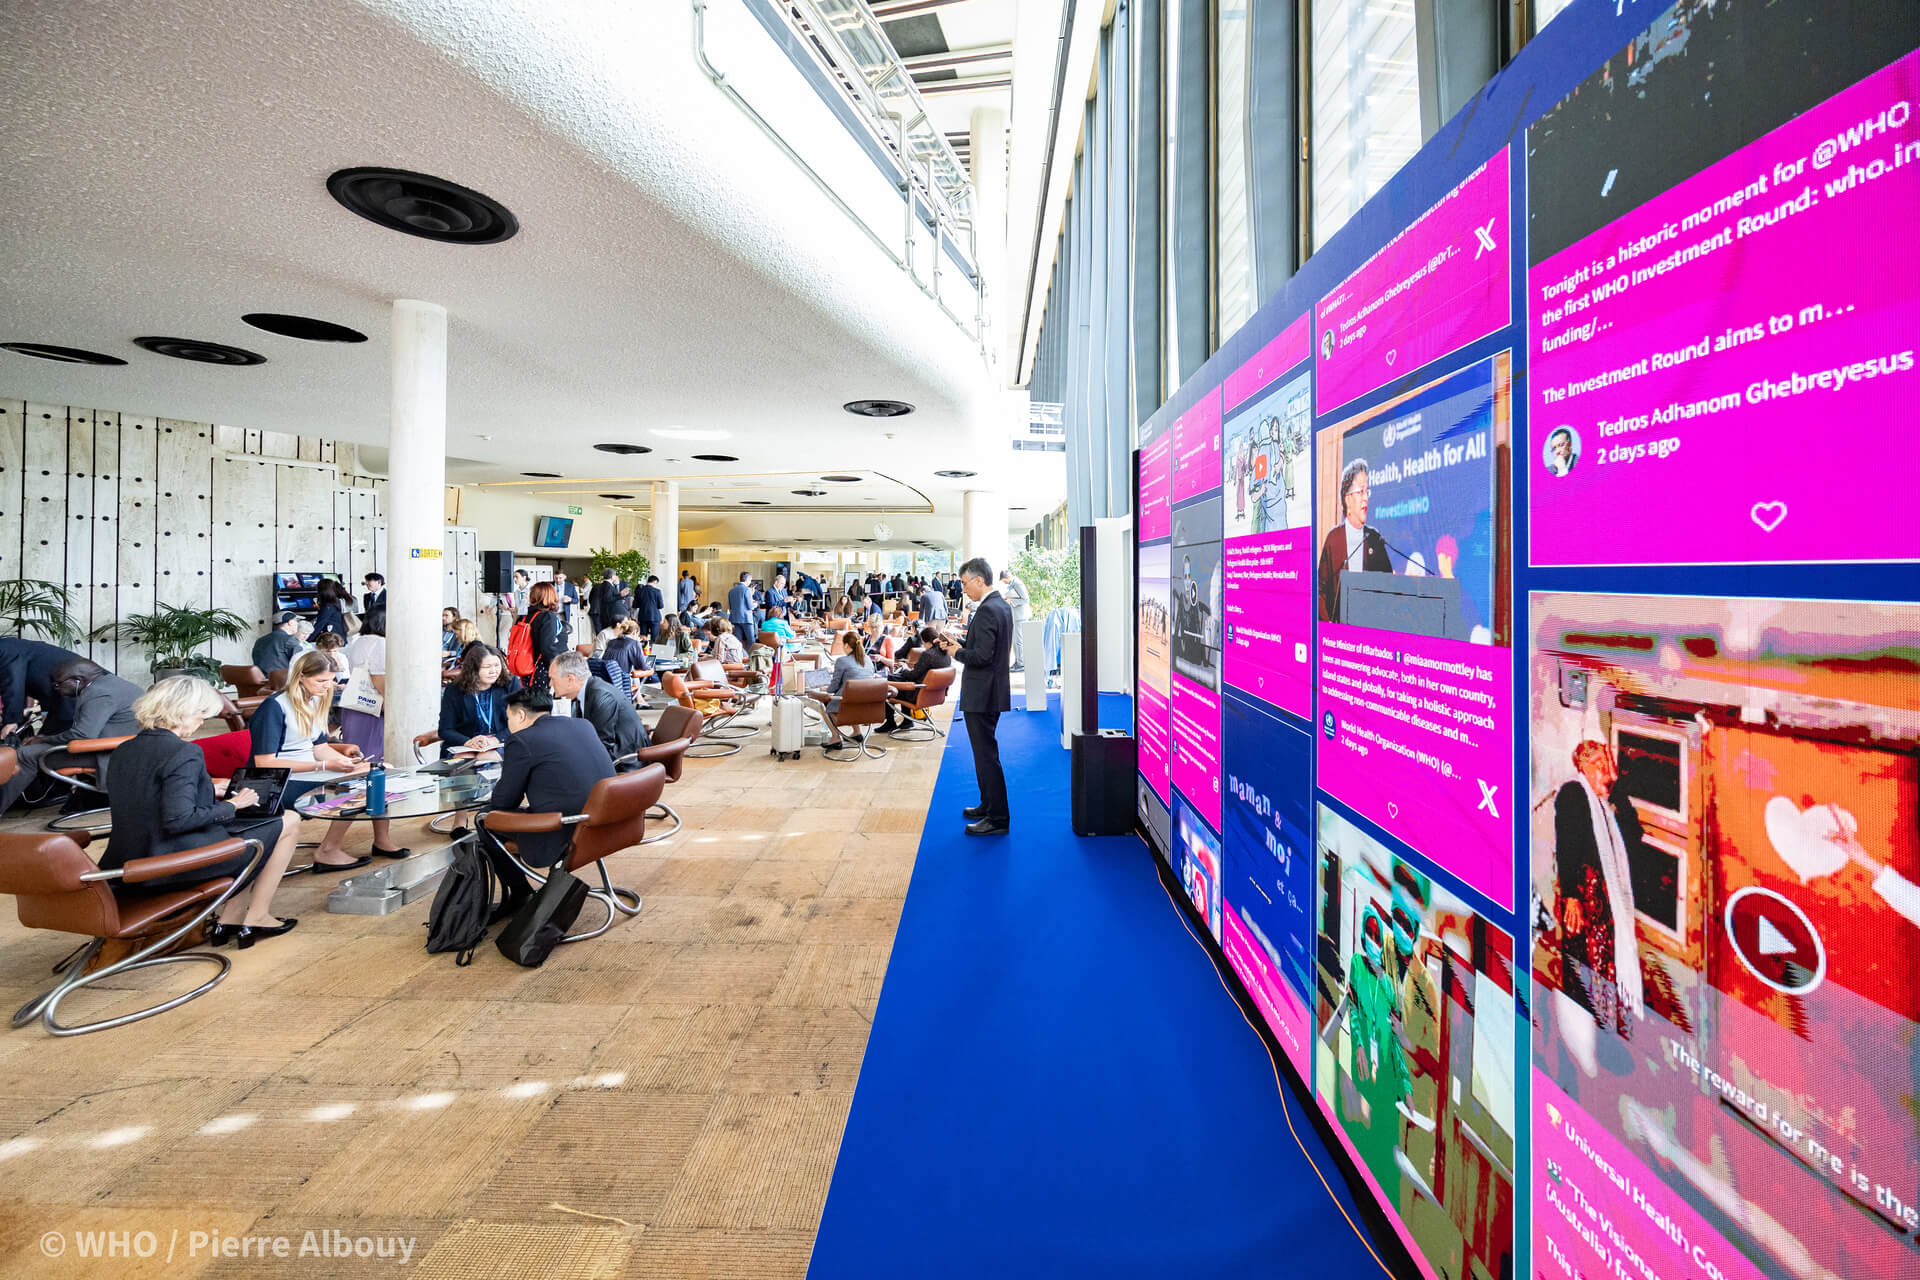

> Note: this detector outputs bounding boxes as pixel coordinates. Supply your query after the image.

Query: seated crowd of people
[0,569,967,954]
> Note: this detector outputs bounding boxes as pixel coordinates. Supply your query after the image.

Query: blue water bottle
[364,762,387,816]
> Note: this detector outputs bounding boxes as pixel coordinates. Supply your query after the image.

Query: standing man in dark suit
[635,574,665,639]
[727,572,755,630]
[677,571,699,625]
[362,573,387,614]
[918,579,947,622]
[767,573,789,619]
[546,652,649,763]
[483,688,615,916]
[942,557,1012,836]
[0,637,87,738]
[589,569,620,635]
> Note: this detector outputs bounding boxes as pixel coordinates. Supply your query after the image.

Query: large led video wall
[1133,4,1920,1279]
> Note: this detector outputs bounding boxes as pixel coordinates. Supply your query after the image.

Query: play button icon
[1725,887,1826,995]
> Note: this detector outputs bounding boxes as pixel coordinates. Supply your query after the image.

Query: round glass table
[293,768,496,822]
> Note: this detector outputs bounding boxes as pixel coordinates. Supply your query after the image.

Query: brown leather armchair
[626,706,699,844]
[479,764,665,941]
[810,677,890,761]
[0,823,266,1036]
[887,665,957,742]
[40,735,135,834]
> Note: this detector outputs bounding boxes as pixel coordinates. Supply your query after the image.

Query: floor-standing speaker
[1071,730,1138,835]
[482,550,515,594]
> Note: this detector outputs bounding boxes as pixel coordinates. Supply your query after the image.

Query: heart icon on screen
[1388,802,1400,819]
[1385,349,1397,366]
[1750,501,1789,532]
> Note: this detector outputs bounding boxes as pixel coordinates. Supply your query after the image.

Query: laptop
[224,766,292,818]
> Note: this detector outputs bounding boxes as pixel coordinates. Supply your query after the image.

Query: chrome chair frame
[38,745,115,835]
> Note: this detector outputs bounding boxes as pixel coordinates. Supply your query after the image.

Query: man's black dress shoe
[965,818,1010,836]
[963,804,988,820]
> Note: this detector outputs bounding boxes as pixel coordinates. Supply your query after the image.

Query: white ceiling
[0,0,1052,543]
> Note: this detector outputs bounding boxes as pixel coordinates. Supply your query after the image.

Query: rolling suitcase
[769,696,810,761]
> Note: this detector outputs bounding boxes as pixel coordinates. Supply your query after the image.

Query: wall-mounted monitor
[533,515,573,549]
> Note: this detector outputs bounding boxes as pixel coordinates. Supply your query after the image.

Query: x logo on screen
[1473,219,1498,258]
[1476,779,1500,817]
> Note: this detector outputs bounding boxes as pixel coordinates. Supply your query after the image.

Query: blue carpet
[809,695,1388,1278]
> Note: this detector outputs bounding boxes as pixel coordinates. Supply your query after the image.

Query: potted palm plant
[0,578,84,644]
[92,602,251,682]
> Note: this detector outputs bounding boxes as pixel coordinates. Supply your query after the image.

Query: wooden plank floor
[0,699,952,1277]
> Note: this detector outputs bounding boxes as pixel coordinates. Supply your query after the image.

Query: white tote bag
[341,666,384,716]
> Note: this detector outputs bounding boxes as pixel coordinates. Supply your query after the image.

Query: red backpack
[505,616,535,678]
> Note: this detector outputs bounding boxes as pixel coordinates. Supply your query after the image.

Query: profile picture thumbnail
[1321,328,1337,362]
[1543,425,1580,477]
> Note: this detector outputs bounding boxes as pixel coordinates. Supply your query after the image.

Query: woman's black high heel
[206,922,239,948]
[234,918,300,949]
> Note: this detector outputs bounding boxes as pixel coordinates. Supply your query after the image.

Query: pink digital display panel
[1315,149,1511,416]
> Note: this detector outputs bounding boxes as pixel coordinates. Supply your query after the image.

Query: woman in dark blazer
[439,646,516,750]
[311,578,355,641]
[103,676,301,948]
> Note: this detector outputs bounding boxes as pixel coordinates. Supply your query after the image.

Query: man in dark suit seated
[546,651,649,764]
[0,637,88,738]
[483,688,616,916]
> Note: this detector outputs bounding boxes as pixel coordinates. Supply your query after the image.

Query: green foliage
[1010,546,1080,617]
[587,548,650,584]
[92,602,251,680]
[0,578,83,644]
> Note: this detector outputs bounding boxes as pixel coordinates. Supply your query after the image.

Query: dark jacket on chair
[0,638,83,733]
[101,728,256,885]
[570,675,650,762]
[488,713,614,867]
[953,592,1013,713]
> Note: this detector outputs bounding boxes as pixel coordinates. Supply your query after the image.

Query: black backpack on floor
[426,839,496,966]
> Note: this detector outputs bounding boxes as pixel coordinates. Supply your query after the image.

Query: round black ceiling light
[934,469,976,479]
[133,336,266,366]
[844,399,915,418]
[820,474,862,482]
[593,442,652,456]
[598,493,634,500]
[741,500,771,505]
[791,488,827,497]
[241,312,368,343]
[691,453,738,463]
[521,470,562,478]
[0,342,126,366]
[326,168,518,244]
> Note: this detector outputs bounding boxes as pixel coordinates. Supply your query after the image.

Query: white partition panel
[115,417,159,675]
[155,419,214,625]
[211,455,278,664]
[63,410,94,646]
[0,400,26,583]
[88,411,119,665]
[347,488,378,586]
[277,463,338,578]
[22,404,68,587]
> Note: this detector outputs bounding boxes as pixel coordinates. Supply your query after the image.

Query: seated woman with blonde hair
[250,651,403,870]
[103,676,302,948]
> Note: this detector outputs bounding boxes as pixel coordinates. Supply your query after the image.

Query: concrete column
[968,105,1009,366]
[383,299,447,765]
[962,488,1008,574]
[648,479,679,591]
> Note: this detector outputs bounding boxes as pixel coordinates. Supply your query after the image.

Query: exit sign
[567,505,583,515]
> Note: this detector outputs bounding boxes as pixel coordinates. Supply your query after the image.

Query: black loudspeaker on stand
[482,550,515,594]
[1070,524,1138,836]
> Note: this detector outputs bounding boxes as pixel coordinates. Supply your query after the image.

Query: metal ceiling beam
[916,74,1013,96]
[869,0,975,20]
[903,42,1013,73]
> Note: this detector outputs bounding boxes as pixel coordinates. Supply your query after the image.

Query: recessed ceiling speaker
[792,488,827,497]
[0,342,126,365]
[844,399,915,417]
[241,313,368,343]
[133,336,266,366]
[821,474,862,482]
[599,493,634,500]
[934,469,976,478]
[741,500,770,505]
[691,453,738,463]
[521,470,562,478]
[593,442,651,455]
[326,167,518,244]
